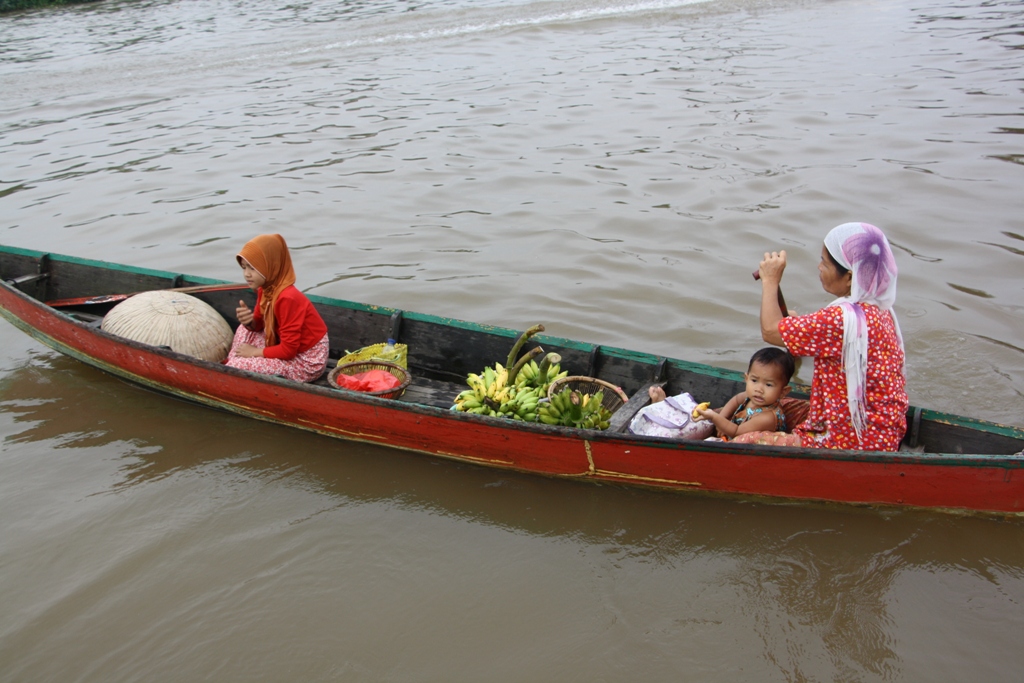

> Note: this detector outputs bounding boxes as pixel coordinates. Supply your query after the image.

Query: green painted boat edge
[2,245,227,285]
[4,245,1024,449]
[915,408,1024,442]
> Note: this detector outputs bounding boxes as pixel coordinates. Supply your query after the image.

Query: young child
[648,347,795,440]
[224,234,329,383]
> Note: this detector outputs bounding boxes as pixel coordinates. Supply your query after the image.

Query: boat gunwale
[1,246,1023,472]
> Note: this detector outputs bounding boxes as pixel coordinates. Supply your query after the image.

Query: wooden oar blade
[47,283,249,308]
[48,293,128,307]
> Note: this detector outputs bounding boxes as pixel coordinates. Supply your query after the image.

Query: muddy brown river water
[2,0,1023,680]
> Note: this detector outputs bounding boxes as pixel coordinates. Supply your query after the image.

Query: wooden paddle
[46,282,249,308]
[752,269,788,317]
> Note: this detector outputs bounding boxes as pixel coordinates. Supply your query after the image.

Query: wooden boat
[2,244,1023,514]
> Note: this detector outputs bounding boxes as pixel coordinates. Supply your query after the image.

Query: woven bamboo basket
[547,376,629,413]
[327,360,411,400]
[338,342,408,369]
[100,290,234,362]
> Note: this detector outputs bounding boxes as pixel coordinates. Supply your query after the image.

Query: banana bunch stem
[537,353,561,385]
[508,345,545,386]
[506,324,545,369]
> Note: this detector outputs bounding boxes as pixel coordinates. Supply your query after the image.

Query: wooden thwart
[608,381,664,433]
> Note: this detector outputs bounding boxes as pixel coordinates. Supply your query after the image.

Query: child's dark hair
[748,347,795,383]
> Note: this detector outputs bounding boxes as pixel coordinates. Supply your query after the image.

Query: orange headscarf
[236,234,296,346]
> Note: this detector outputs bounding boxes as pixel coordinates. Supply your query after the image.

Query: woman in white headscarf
[752,222,908,451]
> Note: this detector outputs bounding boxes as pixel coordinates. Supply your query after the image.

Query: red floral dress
[778,304,908,451]
[224,286,329,382]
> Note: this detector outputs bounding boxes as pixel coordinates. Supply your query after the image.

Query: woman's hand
[236,299,254,327]
[759,250,787,286]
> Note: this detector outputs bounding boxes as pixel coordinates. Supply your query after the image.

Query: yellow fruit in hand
[692,402,711,419]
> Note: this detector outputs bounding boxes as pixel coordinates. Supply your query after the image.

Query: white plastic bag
[628,392,716,440]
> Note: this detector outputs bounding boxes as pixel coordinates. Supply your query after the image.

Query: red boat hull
[2,285,1023,515]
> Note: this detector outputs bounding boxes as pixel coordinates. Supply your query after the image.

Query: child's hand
[698,406,718,420]
[235,343,262,358]
[236,299,254,326]
[648,385,667,403]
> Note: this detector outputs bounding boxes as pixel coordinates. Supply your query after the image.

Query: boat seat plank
[398,375,461,409]
[66,310,104,328]
[608,381,663,433]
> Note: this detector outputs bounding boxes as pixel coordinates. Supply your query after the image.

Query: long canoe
[2,244,1023,515]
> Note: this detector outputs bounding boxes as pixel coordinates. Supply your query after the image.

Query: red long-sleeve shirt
[249,285,328,360]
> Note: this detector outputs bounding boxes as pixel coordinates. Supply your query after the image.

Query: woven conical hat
[101,290,234,363]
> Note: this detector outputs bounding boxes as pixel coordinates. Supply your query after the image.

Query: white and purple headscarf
[823,222,903,439]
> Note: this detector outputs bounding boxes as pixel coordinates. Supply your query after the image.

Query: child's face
[744,361,791,408]
[239,258,266,290]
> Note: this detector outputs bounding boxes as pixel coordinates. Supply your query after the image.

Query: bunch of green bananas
[452,363,512,416]
[513,355,567,395]
[452,323,569,422]
[451,360,567,421]
[537,387,613,430]
[498,384,544,422]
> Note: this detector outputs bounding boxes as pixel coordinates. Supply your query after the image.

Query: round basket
[327,360,411,400]
[100,290,234,362]
[547,376,629,413]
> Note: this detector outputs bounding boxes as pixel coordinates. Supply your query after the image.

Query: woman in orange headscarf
[224,234,329,382]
